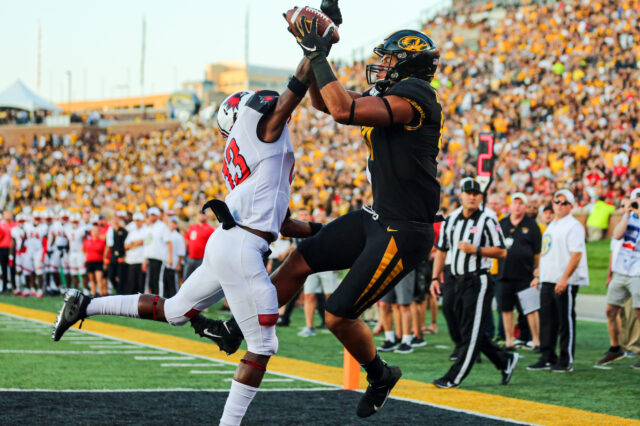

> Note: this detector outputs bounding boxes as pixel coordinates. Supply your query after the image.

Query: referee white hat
[554,189,575,205]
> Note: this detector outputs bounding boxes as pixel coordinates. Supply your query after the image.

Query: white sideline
[161,363,224,367]
[189,370,235,374]
[0,349,165,354]
[0,387,338,392]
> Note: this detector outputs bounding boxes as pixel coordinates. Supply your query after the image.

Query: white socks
[385,331,396,342]
[402,334,413,345]
[219,380,258,426]
[85,294,141,318]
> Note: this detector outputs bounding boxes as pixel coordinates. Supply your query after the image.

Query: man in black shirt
[498,193,542,351]
[107,214,128,294]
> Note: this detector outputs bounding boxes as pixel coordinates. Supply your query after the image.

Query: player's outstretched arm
[257,58,314,143]
[308,71,361,114]
[293,17,413,127]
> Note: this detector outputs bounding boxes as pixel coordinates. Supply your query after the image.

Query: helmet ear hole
[217,90,253,137]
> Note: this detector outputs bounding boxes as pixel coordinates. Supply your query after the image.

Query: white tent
[0,79,62,112]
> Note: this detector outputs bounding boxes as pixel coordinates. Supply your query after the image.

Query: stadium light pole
[66,71,72,115]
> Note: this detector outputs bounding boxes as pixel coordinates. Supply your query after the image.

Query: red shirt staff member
[0,211,15,292]
[83,225,107,297]
[183,211,214,281]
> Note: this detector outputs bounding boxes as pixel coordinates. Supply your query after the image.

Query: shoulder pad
[386,77,436,106]
[362,87,381,98]
[246,90,280,114]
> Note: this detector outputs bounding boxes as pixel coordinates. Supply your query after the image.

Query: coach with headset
[431,178,518,388]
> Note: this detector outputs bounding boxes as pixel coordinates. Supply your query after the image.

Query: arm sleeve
[566,222,586,253]
[484,217,506,248]
[435,217,449,251]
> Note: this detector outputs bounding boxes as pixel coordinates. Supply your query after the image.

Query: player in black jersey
[194,23,443,419]
[273,25,442,417]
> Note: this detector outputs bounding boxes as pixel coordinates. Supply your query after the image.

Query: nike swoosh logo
[300,43,316,52]
[386,226,397,232]
[203,329,221,339]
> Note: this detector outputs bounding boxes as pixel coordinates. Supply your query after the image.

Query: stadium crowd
[0,0,639,372]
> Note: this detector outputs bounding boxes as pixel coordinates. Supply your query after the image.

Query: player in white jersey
[47,211,69,293]
[10,214,27,295]
[23,211,45,297]
[53,57,322,425]
[66,213,89,292]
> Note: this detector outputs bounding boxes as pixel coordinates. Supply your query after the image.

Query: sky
[0,0,445,102]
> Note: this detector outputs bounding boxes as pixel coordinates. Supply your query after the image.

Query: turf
[1,295,639,420]
[0,391,514,425]
[584,238,611,295]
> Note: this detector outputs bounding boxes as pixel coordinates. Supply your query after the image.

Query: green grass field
[1,295,639,421]
[584,239,611,295]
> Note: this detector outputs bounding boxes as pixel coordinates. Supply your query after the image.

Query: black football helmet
[366,30,439,91]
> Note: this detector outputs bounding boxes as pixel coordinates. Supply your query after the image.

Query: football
[284,6,340,44]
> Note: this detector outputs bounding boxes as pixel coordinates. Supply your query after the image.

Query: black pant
[183,257,202,281]
[125,263,144,295]
[145,259,163,295]
[298,209,433,319]
[0,248,9,291]
[443,274,509,385]
[441,266,462,347]
[540,282,579,366]
[108,257,128,294]
[163,267,178,298]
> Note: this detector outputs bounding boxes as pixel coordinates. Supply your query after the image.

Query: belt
[451,270,488,283]
[238,224,275,244]
[202,198,274,244]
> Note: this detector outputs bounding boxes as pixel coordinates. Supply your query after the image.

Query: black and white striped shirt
[436,208,506,277]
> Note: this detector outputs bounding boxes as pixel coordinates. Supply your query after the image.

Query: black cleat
[501,353,519,385]
[190,315,243,355]
[356,363,402,418]
[432,377,458,389]
[52,289,91,341]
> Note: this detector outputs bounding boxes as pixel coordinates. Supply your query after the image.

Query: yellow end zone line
[1,303,637,426]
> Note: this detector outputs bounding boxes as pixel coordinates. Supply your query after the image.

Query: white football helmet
[216,90,254,138]
[70,212,81,223]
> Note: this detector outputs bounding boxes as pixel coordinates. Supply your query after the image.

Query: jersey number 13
[222,138,251,189]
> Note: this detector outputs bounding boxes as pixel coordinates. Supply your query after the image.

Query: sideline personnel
[431,178,518,388]
[528,189,588,373]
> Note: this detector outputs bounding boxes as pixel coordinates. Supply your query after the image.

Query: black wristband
[309,55,337,89]
[431,277,441,283]
[287,76,308,98]
[309,222,323,236]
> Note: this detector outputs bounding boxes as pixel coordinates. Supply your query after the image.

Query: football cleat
[52,289,91,341]
[356,363,402,418]
[433,377,458,389]
[501,352,519,385]
[190,314,243,355]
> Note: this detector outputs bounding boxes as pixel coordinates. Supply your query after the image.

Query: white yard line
[0,387,340,392]
[189,370,235,374]
[0,349,165,355]
[134,356,195,361]
[161,363,224,367]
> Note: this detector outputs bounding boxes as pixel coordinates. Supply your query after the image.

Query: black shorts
[86,261,104,274]
[297,209,434,319]
[499,279,529,312]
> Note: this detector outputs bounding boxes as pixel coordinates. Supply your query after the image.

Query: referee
[431,178,518,388]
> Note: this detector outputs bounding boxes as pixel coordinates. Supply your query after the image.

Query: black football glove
[320,0,342,26]
[295,16,335,61]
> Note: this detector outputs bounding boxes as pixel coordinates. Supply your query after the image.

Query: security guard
[431,178,518,388]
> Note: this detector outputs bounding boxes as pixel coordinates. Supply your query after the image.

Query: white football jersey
[11,226,26,251]
[51,221,69,248]
[223,93,295,240]
[67,225,86,253]
[24,223,44,253]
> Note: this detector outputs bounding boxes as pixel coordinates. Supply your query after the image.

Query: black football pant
[0,248,9,291]
[145,259,163,295]
[108,256,127,294]
[443,274,509,385]
[539,283,579,366]
[163,267,178,299]
[125,263,144,295]
[298,209,433,319]
[441,266,462,347]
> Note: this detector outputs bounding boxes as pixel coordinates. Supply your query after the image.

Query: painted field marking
[593,365,612,370]
[65,337,105,341]
[0,387,339,392]
[189,370,235,374]
[3,305,639,426]
[90,345,141,349]
[134,356,195,361]
[435,345,449,349]
[223,378,294,383]
[72,341,122,345]
[161,363,224,367]
[0,349,165,355]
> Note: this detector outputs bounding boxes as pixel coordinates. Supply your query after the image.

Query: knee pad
[164,296,194,326]
[246,326,278,356]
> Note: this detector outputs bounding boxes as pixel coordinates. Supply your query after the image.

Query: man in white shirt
[142,207,171,296]
[528,189,588,373]
[597,188,640,369]
[162,216,185,298]
[124,213,146,294]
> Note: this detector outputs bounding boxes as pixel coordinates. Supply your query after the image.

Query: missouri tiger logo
[398,35,430,52]
[541,234,552,256]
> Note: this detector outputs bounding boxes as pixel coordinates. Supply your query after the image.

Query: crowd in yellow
[2,0,639,220]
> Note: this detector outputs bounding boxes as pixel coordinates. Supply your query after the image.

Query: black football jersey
[361,78,442,224]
